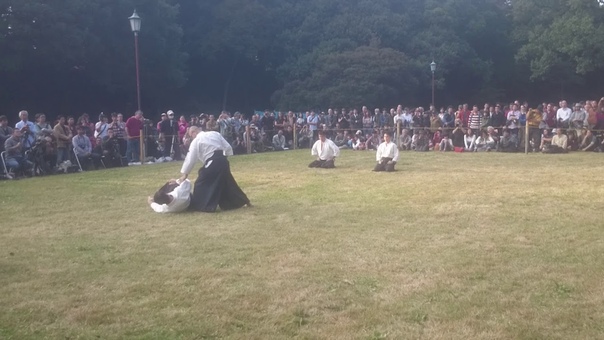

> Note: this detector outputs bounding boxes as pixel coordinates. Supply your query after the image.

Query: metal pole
[134,32,141,112]
[431,71,435,109]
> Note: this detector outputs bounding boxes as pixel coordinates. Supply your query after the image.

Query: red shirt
[126,116,143,139]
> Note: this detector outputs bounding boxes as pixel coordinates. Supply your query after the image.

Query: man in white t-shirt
[148,179,192,213]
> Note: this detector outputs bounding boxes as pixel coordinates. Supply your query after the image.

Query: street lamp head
[129,10,141,33]
[430,60,436,73]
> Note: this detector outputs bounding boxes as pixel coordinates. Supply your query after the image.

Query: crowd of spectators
[2,98,604,180]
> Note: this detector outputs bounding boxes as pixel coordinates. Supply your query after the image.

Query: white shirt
[181,131,233,175]
[150,179,191,213]
[94,122,109,139]
[376,141,399,162]
[507,110,521,129]
[557,107,572,122]
[311,138,340,160]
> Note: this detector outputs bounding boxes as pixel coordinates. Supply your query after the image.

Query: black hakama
[189,151,250,212]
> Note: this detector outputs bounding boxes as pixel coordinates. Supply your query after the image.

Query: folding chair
[1,151,8,178]
[73,148,106,171]
[73,147,84,171]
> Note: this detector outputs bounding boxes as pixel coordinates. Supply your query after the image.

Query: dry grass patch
[1,150,604,339]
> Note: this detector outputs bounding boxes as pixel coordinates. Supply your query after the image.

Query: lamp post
[430,60,436,109]
[128,10,142,111]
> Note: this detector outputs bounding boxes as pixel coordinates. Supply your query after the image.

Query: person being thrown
[374,131,399,172]
[148,178,192,213]
[308,130,340,168]
[179,126,251,212]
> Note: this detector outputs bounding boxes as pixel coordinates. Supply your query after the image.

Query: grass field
[1,150,604,339]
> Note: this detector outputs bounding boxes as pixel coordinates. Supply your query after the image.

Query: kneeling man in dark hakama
[374,131,399,172]
[308,130,340,168]
[179,126,251,212]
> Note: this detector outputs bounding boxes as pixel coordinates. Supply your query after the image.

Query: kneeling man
[148,179,192,213]
[374,131,399,172]
[309,130,340,168]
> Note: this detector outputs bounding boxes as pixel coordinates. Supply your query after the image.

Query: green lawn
[1,150,603,339]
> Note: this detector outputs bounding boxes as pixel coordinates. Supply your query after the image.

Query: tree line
[2,0,604,120]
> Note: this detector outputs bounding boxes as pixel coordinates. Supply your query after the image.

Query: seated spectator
[498,129,518,152]
[540,129,552,151]
[439,134,454,151]
[351,133,366,150]
[431,130,443,151]
[232,136,246,155]
[543,128,567,153]
[398,129,412,150]
[284,125,294,148]
[272,130,286,151]
[334,131,347,148]
[487,126,500,146]
[451,123,465,152]
[297,125,313,148]
[243,125,264,153]
[3,129,33,178]
[580,129,598,152]
[566,130,579,151]
[414,130,430,152]
[365,131,380,150]
[474,130,495,152]
[72,125,103,170]
[464,128,476,151]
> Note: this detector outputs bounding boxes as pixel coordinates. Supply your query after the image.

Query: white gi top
[181,131,233,175]
[376,141,399,162]
[311,138,340,161]
[150,179,192,213]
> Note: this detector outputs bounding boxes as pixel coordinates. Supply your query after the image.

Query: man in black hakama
[179,128,251,212]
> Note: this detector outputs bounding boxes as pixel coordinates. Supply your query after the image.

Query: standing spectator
[307,111,319,141]
[526,106,543,152]
[457,104,470,127]
[125,110,143,165]
[34,113,52,132]
[506,104,521,135]
[491,104,506,130]
[442,107,455,129]
[66,116,77,138]
[94,113,109,139]
[261,110,276,139]
[53,115,73,165]
[362,110,373,136]
[206,114,219,132]
[468,105,482,132]
[160,110,180,160]
[178,115,189,143]
[109,113,127,157]
[217,112,232,142]
[569,103,587,133]
[0,115,13,153]
[15,110,36,150]
[556,100,572,128]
